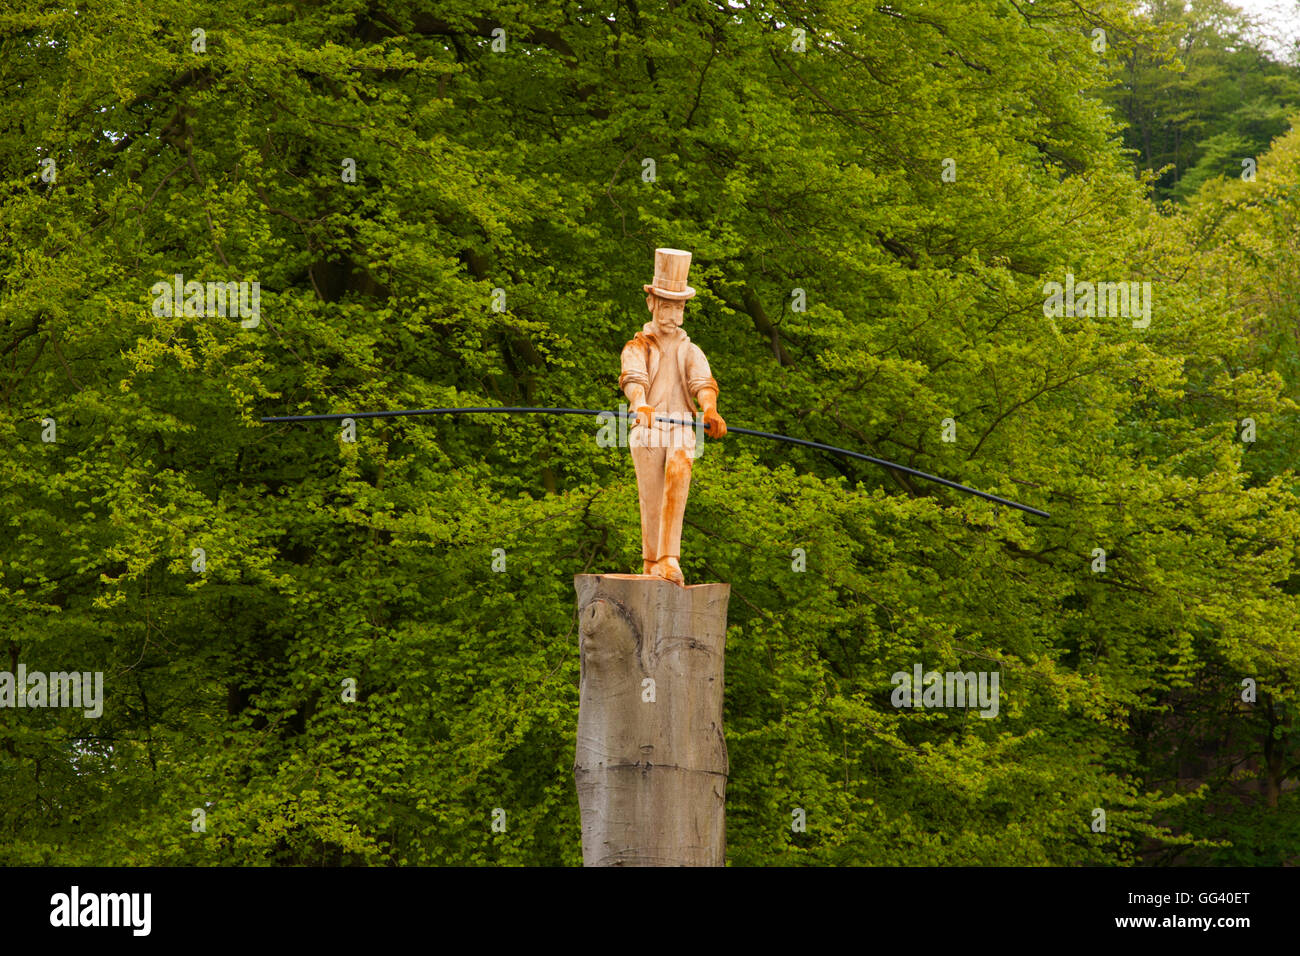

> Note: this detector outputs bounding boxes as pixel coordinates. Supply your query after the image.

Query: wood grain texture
[573,573,730,866]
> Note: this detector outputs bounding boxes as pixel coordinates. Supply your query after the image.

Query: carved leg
[630,440,666,570]
[660,447,693,557]
[650,447,693,585]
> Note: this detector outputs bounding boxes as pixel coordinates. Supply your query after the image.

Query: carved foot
[649,556,685,586]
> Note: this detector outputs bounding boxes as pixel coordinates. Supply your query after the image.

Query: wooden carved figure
[619,248,727,585]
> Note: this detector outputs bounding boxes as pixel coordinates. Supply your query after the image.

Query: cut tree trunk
[573,573,730,866]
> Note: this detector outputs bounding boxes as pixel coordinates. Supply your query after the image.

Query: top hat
[643,248,696,300]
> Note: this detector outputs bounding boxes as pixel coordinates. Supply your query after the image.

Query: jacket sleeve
[619,335,649,391]
[686,344,718,399]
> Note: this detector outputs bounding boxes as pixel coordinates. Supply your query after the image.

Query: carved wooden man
[619,248,727,585]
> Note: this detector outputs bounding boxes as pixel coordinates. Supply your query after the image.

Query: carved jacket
[619,322,718,415]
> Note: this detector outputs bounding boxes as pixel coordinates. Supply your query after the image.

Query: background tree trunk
[573,574,730,866]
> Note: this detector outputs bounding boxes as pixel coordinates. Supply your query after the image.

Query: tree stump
[573,573,731,866]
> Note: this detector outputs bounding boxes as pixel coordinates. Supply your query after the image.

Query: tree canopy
[1,0,1297,866]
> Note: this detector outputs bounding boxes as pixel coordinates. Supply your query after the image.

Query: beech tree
[0,0,1296,865]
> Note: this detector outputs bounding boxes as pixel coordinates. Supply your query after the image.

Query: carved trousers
[629,420,698,562]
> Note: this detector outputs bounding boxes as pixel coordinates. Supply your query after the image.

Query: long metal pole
[260,406,1050,518]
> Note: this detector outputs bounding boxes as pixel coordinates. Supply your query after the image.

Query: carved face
[647,294,685,335]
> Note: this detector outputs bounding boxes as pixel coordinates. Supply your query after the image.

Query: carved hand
[702,407,727,438]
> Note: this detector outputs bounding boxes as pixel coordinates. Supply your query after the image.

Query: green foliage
[1107,0,1300,202]
[0,0,1296,866]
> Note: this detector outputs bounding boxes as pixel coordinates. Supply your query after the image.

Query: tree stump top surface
[575,572,729,592]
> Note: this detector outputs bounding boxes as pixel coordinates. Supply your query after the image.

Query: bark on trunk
[573,573,730,866]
